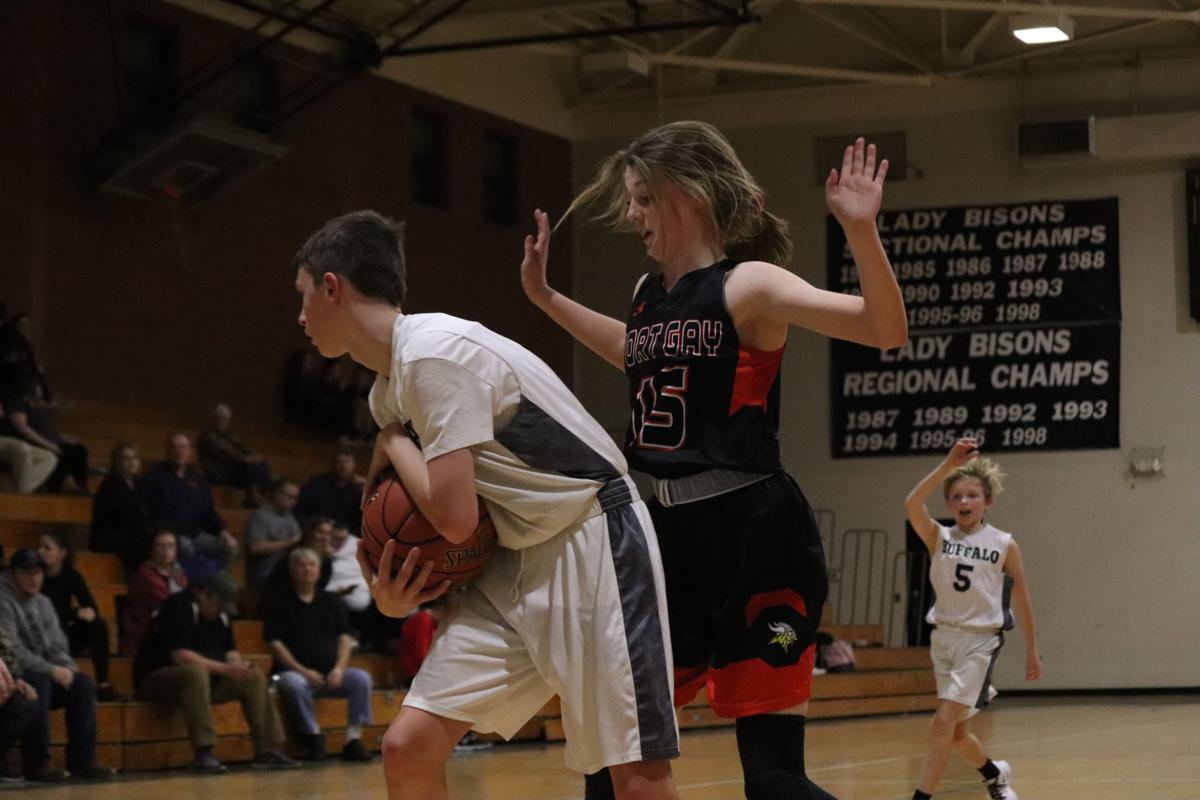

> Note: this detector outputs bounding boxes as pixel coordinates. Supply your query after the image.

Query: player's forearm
[906,459,952,511]
[379,434,476,542]
[531,288,627,370]
[1011,582,1039,652]
[843,222,908,349]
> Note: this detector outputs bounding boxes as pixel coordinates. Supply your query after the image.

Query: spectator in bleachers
[324,522,370,617]
[140,433,238,606]
[264,548,373,762]
[120,526,188,657]
[89,443,151,569]
[0,631,40,782]
[0,399,57,493]
[296,448,364,532]
[0,549,114,781]
[245,479,302,587]
[197,403,272,508]
[132,577,299,774]
[260,516,333,612]
[1,371,86,494]
[0,313,52,403]
[36,533,119,702]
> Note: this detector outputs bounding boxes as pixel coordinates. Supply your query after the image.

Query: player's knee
[380,725,434,780]
[609,760,675,800]
[929,711,957,736]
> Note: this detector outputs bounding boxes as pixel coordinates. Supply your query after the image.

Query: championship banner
[827,198,1121,457]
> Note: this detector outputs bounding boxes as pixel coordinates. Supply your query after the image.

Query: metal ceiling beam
[789,0,1200,23]
[959,11,1003,63]
[642,51,935,84]
[574,24,727,106]
[383,11,758,56]
[215,0,357,42]
[802,5,937,72]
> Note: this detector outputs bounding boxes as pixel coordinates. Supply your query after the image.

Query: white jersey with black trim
[369,313,629,550]
[926,522,1014,632]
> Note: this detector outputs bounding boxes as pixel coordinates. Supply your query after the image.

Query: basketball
[360,471,497,590]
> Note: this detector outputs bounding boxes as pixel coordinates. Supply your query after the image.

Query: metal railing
[831,528,889,628]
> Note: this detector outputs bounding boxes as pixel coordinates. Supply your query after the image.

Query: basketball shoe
[985,759,1017,800]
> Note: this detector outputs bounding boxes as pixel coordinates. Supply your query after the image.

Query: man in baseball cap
[0,548,115,781]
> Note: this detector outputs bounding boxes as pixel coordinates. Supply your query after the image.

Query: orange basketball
[360,472,497,590]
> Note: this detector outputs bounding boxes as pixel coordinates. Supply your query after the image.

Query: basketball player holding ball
[293,210,681,800]
[522,124,907,800]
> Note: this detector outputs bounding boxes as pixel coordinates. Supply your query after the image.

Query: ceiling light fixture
[1010,13,1075,44]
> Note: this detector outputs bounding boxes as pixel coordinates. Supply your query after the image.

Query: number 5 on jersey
[631,367,689,451]
[953,563,974,592]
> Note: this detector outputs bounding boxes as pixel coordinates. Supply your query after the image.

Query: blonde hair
[943,457,1005,501]
[561,120,792,266]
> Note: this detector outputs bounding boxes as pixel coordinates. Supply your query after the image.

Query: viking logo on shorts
[767,621,798,652]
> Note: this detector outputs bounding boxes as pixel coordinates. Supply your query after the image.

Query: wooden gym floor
[12,694,1198,799]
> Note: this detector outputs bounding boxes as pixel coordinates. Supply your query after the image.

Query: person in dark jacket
[197,403,272,507]
[35,533,119,701]
[139,433,238,606]
[295,448,365,532]
[89,442,151,569]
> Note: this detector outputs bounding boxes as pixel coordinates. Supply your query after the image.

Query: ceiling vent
[96,118,287,206]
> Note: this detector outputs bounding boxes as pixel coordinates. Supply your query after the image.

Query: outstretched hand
[357,538,451,619]
[825,137,888,229]
[521,209,552,304]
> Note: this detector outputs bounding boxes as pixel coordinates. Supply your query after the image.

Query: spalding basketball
[361,472,497,590]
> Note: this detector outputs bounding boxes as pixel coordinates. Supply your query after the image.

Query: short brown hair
[943,457,1005,501]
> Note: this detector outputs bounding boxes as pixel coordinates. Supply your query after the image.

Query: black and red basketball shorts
[649,472,829,718]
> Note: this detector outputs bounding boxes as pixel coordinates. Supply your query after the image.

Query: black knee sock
[735,714,837,800]
[584,767,616,800]
[979,760,1000,781]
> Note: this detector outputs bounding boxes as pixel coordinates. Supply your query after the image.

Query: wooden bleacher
[2,400,938,774]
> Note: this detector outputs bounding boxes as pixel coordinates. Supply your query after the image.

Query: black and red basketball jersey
[624,259,785,479]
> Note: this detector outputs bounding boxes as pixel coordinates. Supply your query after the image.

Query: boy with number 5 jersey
[904,437,1042,800]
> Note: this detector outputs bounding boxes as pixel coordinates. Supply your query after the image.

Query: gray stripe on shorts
[974,632,1004,710]
[604,483,679,760]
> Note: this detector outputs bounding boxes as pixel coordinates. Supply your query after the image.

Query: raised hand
[521,209,553,304]
[825,137,888,229]
[946,437,980,467]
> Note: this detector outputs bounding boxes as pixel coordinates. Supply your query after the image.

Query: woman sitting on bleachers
[89,442,150,569]
[120,526,188,657]
[36,532,120,701]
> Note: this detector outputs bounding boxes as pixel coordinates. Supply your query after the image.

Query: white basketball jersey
[926,523,1014,631]
[369,313,629,551]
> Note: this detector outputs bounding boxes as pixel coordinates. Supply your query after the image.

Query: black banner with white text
[828,197,1121,457]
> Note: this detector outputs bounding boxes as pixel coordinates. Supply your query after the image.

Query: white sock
[346,725,363,740]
